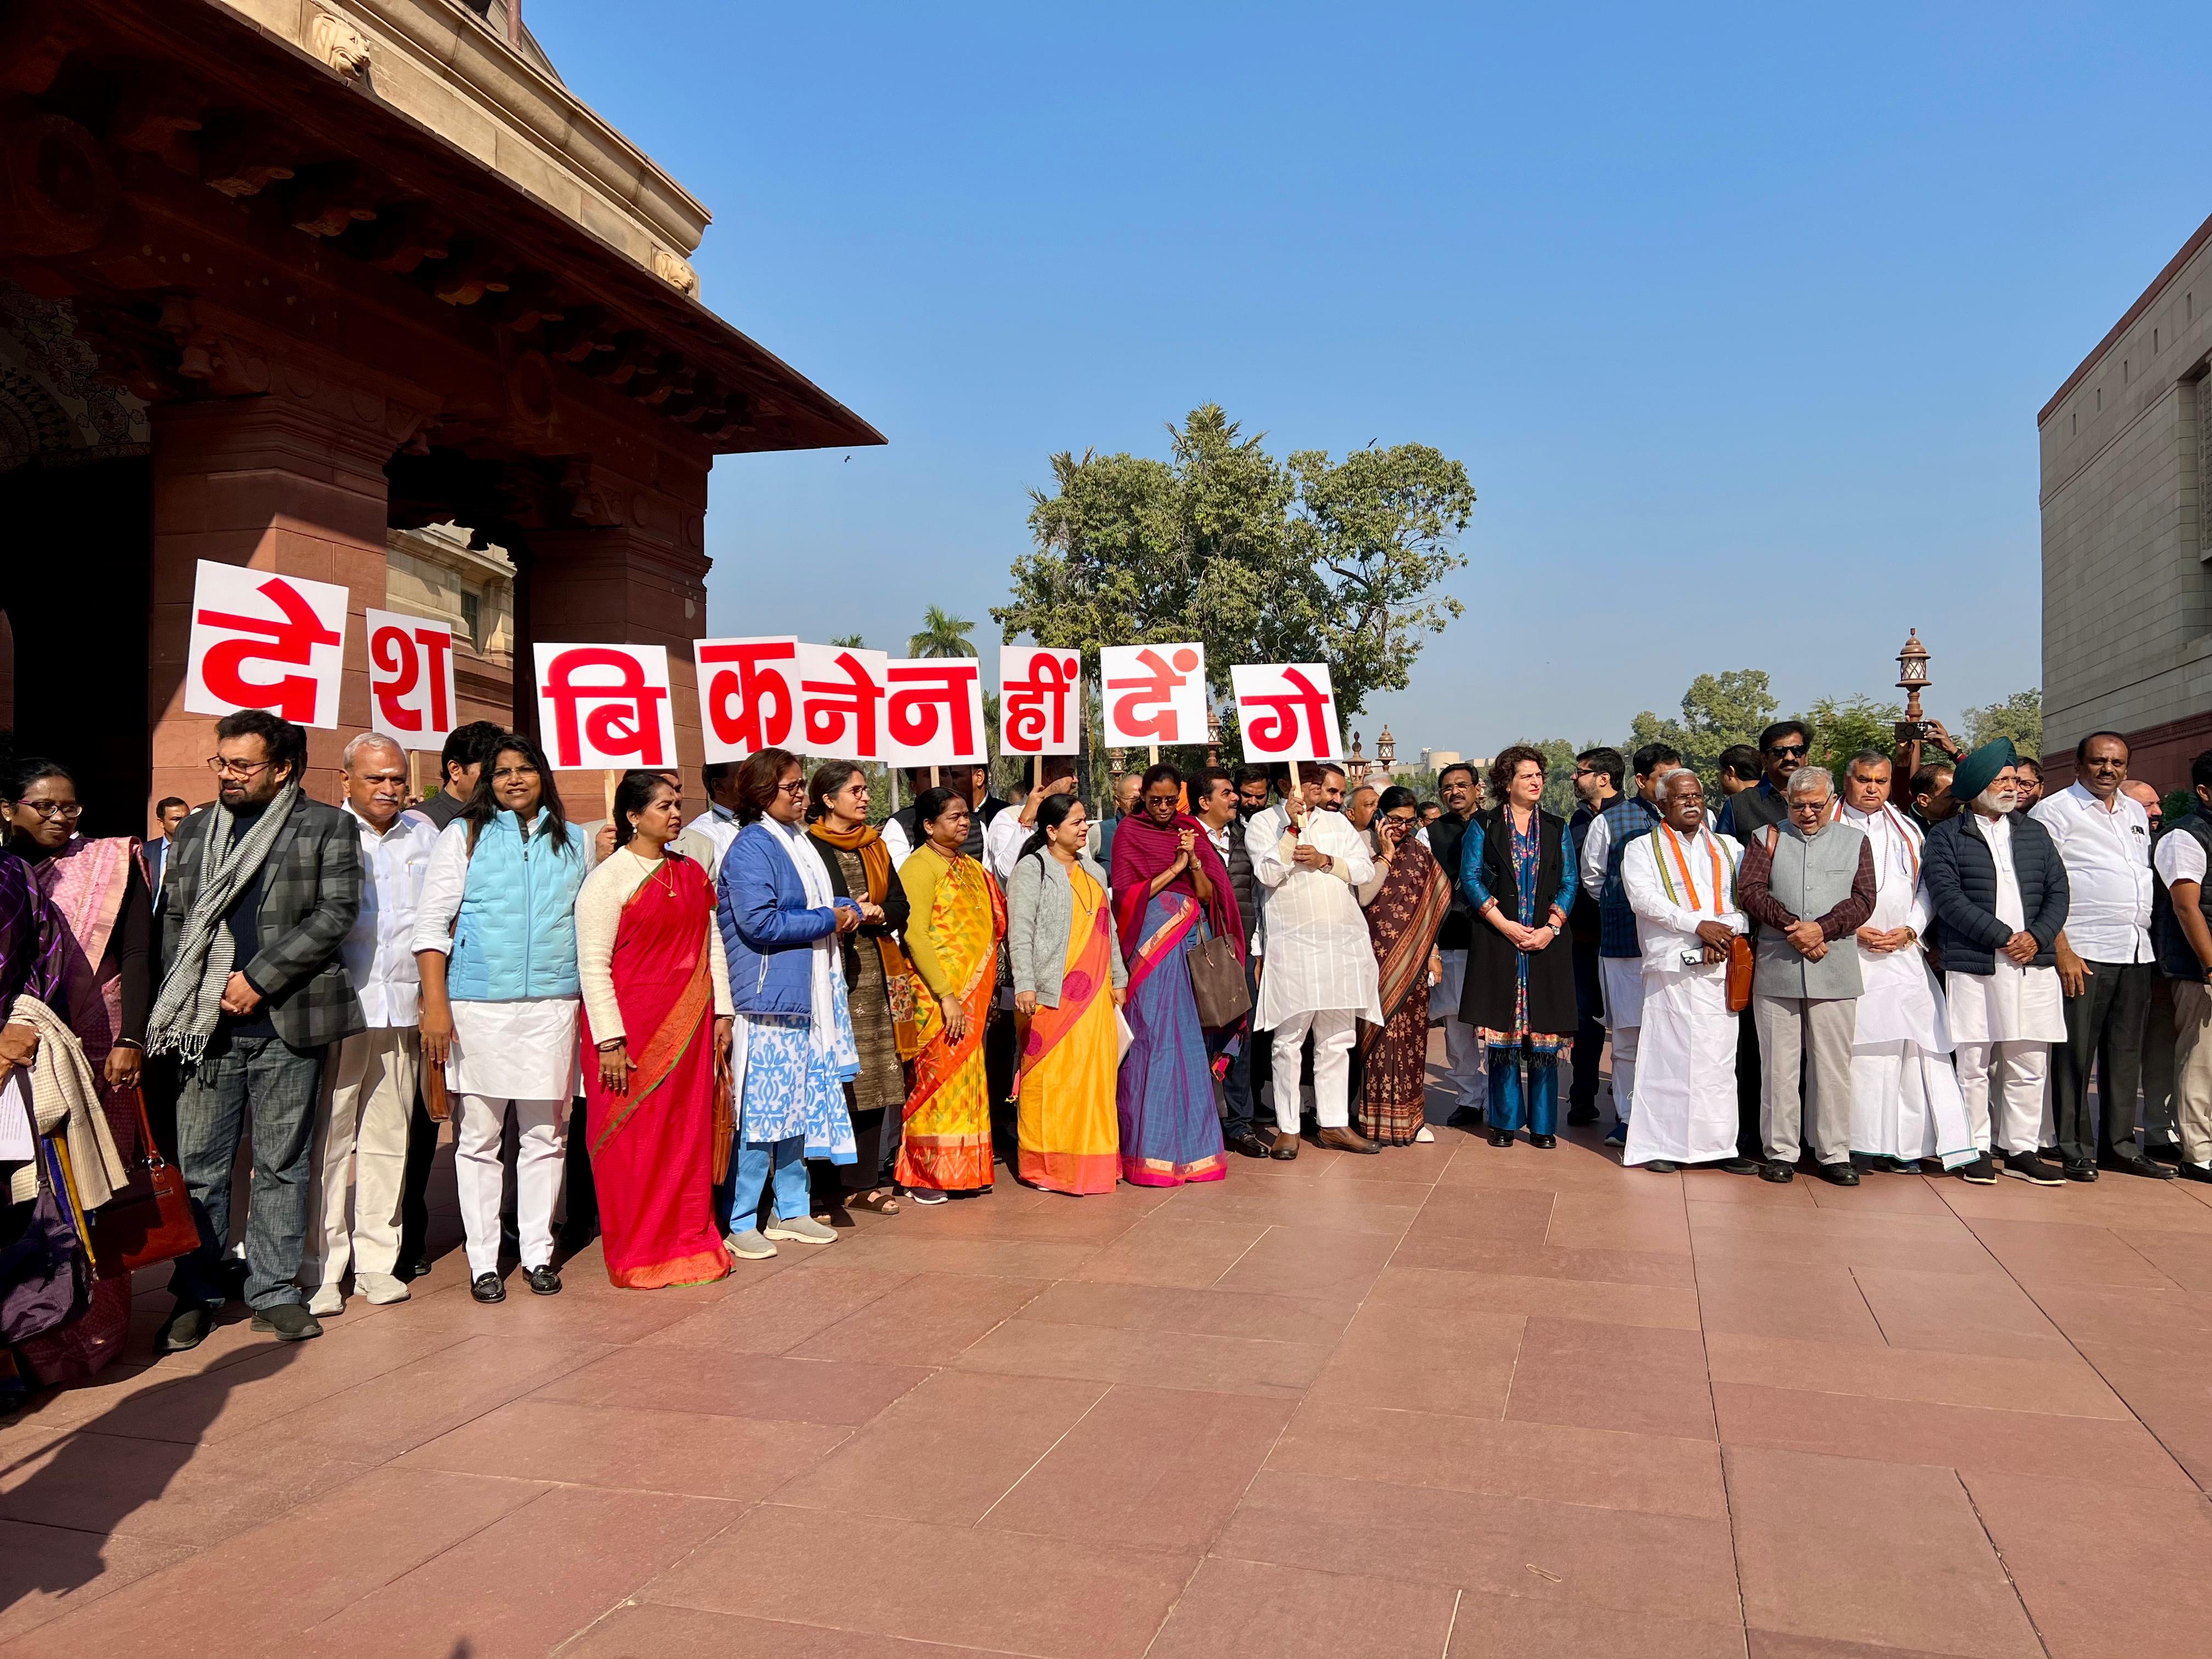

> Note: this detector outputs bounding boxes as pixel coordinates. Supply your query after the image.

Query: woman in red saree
[2,759,151,1385]
[576,772,734,1289]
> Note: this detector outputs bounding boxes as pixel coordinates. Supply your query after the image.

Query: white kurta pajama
[1944,811,2064,1158]
[1621,825,1747,1167]
[1838,804,1974,1167]
[1248,804,1383,1131]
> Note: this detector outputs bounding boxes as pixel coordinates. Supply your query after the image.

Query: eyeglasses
[1788,799,1827,815]
[777,779,808,797]
[1766,743,1809,759]
[207,755,273,778]
[1384,812,1419,827]
[13,800,83,820]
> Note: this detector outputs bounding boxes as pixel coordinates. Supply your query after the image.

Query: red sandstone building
[0,0,879,834]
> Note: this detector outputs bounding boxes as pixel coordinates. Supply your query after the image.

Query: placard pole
[602,769,618,825]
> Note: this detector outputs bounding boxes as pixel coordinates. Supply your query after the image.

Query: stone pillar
[521,472,710,814]
[149,383,420,812]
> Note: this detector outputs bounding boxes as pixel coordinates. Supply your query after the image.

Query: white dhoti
[1624,959,1740,1166]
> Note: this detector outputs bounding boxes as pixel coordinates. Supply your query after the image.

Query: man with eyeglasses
[2029,731,2169,1181]
[149,709,364,1352]
[1716,721,1810,842]
[1424,762,1488,1126]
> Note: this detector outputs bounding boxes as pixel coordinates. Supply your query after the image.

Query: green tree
[1963,689,2042,758]
[1627,669,1780,787]
[830,633,867,649]
[906,607,976,659]
[993,404,1475,729]
[1806,693,1903,781]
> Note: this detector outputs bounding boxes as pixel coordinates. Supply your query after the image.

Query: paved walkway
[4,1039,2212,1657]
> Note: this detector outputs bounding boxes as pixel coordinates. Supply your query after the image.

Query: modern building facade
[0,0,879,835]
[2039,209,2212,792]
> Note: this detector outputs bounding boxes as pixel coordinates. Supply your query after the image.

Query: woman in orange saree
[895,787,1006,1200]
[577,772,734,1288]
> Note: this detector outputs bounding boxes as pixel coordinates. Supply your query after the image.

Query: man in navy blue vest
[1566,748,1626,1125]
[2153,750,2212,1182]
[1577,742,1679,1146]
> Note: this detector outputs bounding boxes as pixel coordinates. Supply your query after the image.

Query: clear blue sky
[529,0,2211,760]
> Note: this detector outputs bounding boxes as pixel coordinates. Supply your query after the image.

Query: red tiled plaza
[5,1033,2211,1658]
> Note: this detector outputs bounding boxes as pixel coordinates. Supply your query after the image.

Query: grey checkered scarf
[146,782,300,1059]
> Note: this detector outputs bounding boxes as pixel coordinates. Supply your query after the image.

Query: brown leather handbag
[1725,934,1755,1013]
[91,1086,199,1278]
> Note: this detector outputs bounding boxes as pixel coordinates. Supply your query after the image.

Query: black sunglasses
[1767,743,1808,759]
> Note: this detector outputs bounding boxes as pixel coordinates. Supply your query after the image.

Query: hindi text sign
[1230,663,1342,765]
[534,643,678,770]
[882,657,988,767]
[1000,646,1082,755]
[1099,642,1207,747]
[796,643,889,759]
[365,608,456,752]
[183,561,349,730]
[695,635,799,763]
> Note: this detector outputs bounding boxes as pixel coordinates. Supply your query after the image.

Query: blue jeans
[729,1135,808,1231]
[1486,1047,1559,1136]
[169,1033,328,1311]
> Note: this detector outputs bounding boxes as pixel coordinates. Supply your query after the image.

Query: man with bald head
[303,733,441,1314]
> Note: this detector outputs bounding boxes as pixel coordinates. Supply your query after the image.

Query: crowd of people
[2,702,2208,1404]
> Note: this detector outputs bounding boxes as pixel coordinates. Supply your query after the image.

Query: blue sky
[529,1,2211,759]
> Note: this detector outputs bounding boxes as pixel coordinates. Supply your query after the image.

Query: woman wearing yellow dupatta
[1007,795,1126,1194]
[895,786,1006,1201]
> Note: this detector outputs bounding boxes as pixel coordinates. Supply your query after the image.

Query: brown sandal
[850,1189,899,1215]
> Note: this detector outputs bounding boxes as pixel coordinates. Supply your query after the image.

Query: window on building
[460,589,482,651]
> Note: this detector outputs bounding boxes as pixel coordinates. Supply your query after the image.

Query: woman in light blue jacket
[413,733,592,1305]
[716,747,866,1259]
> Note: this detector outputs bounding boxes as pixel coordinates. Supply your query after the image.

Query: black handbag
[1187,915,1252,1028]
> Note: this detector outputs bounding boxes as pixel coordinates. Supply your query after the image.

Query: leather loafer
[1226,1130,1272,1160]
[155,1302,215,1354]
[523,1264,562,1296]
[2146,1142,2183,1165]
[1718,1158,1758,1175]
[1645,1159,1680,1173]
[1956,1153,1998,1184]
[2100,1153,2176,1181]
[2063,1160,2097,1182]
[1267,1129,1300,1161]
[1488,1128,1516,1148]
[1816,1161,1860,1187]
[470,1272,506,1304]
[1530,1133,1558,1149]
[1758,1161,1795,1184]
[1566,1103,1599,1126]
[2176,1161,2212,1183]
[1316,1126,1381,1155]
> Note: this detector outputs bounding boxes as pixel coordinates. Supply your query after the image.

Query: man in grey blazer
[1736,766,1877,1186]
[152,710,363,1352]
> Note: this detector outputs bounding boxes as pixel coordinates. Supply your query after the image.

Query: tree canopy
[992,404,1475,721]
[907,606,977,659]
[1964,688,2042,758]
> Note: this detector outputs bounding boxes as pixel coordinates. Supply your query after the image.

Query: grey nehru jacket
[1750,821,1870,1000]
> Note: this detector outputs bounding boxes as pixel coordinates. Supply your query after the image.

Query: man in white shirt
[1620,769,1753,1173]
[2152,752,2212,1181]
[985,758,1077,887]
[2030,731,2170,1181]
[680,761,744,887]
[1247,761,1383,1157]
[304,734,439,1314]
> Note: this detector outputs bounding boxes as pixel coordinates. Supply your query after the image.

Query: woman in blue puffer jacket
[718,746,867,1259]
[413,733,593,1304]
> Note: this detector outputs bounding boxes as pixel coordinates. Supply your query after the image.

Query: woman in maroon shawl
[1108,764,1243,1185]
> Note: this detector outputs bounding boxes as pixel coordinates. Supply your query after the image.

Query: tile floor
[4,1034,2211,1658]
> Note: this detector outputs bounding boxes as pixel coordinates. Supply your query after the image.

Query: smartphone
[1679,949,1713,967]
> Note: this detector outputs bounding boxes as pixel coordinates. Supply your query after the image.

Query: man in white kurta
[1835,756,1974,1170]
[1621,770,1749,1171]
[1248,763,1384,1156]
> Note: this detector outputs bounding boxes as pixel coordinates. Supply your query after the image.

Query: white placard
[533,642,679,770]
[183,561,349,730]
[796,642,889,759]
[0,1071,31,1161]
[695,635,799,763]
[364,608,457,752]
[882,657,989,767]
[1230,663,1343,765]
[1099,642,1207,748]
[1000,646,1082,756]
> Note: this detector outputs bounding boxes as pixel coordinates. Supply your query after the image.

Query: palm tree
[830,633,867,649]
[906,606,975,659]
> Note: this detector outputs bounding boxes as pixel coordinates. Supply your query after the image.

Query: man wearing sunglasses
[1716,721,1810,843]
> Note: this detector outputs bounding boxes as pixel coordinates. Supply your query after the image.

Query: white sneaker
[307,1284,343,1317]
[1414,1126,1436,1143]
[727,1229,777,1260]
[357,1272,410,1305]
[765,1215,837,1245]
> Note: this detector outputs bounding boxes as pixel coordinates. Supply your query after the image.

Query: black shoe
[2002,1150,2066,1187]
[400,1255,434,1282]
[1530,1133,1558,1150]
[1816,1161,1860,1187]
[1446,1104,1485,1130]
[523,1264,562,1296]
[1645,1160,1679,1173]
[2176,1161,2212,1183]
[2146,1142,2183,1166]
[1717,1158,1759,1175]
[1956,1153,1998,1184]
[1488,1128,1516,1148]
[250,1303,323,1342]
[2062,1160,2098,1183]
[470,1272,506,1304]
[2100,1153,2176,1181]
[1758,1161,1795,1184]
[1567,1102,1599,1126]
[155,1302,216,1354]
[1226,1129,1272,1160]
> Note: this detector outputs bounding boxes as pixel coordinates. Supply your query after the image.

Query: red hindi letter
[196,577,343,722]
[369,625,422,732]
[1105,646,1197,743]
[699,639,797,751]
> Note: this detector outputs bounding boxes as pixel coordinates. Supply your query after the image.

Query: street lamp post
[1894,629,1932,743]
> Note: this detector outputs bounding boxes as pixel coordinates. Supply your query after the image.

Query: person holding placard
[1111,763,1243,1184]
[718,749,862,1252]
[895,786,1006,1199]
[412,733,594,1304]
[1009,793,1126,1193]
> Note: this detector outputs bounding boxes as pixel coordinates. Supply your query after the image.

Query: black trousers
[2142,973,2180,1152]
[398,1085,437,1271]
[1569,940,1604,1107]
[2053,960,2153,1164]
[1735,1007,1764,1161]
[1221,961,1271,1133]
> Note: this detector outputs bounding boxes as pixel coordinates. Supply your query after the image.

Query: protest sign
[534,642,678,769]
[695,635,799,763]
[1099,642,1207,748]
[1230,663,1343,765]
[999,646,1082,756]
[365,608,456,751]
[796,642,889,759]
[183,561,349,730]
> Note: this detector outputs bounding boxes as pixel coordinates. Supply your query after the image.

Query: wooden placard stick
[602,769,618,824]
